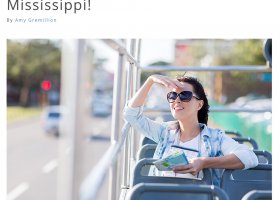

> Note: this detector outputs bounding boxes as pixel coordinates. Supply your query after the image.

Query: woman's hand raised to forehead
[149,75,183,91]
[128,74,183,108]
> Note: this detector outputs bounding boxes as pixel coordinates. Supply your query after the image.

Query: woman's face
[169,82,203,121]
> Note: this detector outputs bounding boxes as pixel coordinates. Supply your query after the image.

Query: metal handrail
[210,107,272,113]
[144,107,272,113]
[80,39,139,200]
[141,65,271,72]
[101,40,271,73]
[122,39,136,188]
[80,39,272,200]
[80,122,131,200]
[102,39,141,67]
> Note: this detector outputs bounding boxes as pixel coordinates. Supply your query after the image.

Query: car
[91,91,112,117]
[41,106,61,137]
[92,101,112,117]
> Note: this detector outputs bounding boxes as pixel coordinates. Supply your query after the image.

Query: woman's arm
[173,154,244,176]
[201,154,244,169]
[128,77,154,107]
[221,134,259,169]
[124,75,182,142]
[173,133,259,176]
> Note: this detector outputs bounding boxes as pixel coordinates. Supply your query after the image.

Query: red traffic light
[41,80,52,91]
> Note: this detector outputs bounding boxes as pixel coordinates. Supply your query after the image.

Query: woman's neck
[178,119,200,142]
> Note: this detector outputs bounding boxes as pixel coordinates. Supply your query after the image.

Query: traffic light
[41,80,52,91]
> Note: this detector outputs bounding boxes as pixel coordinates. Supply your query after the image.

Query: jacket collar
[199,123,211,138]
[167,121,210,139]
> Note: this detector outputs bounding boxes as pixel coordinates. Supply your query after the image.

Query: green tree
[213,40,270,102]
[7,40,61,106]
[140,61,170,84]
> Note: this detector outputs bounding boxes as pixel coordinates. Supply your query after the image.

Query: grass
[7,106,43,123]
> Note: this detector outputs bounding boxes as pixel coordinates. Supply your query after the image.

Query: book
[153,151,189,171]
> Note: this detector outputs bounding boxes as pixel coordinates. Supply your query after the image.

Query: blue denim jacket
[123,104,259,186]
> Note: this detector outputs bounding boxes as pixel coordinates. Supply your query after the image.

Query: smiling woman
[124,74,258,186]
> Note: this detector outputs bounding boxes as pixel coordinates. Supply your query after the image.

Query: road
[7,115,111,200]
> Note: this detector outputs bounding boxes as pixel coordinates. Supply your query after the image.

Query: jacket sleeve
[221,133,259,169]
[123,104,166,143]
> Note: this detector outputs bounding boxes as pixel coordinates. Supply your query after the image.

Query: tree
[140,61,170,84]
[7,40,61,106]
[213,39,270,102]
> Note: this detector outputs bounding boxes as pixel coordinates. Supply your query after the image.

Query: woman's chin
[172,111,185,120]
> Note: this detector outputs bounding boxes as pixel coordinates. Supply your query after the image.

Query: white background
[1,0,279,199]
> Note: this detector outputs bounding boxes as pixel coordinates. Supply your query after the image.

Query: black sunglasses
[167,91,200,103]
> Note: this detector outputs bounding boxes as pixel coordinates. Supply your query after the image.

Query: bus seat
[132,158,212,187]
[126,183,230,200]
[136,144,271,170]
[225,130,242,138]
[241,190,272,200]
[137,144,157,161]
[254,150,272,164]
[140,137,156,146]
[137,139,266,162]
[233,137,259,150]
[221,164,272,200]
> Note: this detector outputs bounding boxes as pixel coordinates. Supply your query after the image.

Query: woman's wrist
[147,75,155,83]
[146,75,156,86]
[200,157,211,168]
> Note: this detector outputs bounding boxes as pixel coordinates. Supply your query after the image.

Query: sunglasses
[167,91,200,103]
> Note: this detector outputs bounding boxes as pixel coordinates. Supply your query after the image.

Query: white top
[124,104,258,185]
[179,134,201,159]
[162,133,204,179]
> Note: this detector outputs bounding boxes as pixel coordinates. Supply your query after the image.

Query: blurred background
[7,39,271,200]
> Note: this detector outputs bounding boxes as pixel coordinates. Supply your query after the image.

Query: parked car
[41,106,61,137]
[92,100,112,117]
[91,91,112,117]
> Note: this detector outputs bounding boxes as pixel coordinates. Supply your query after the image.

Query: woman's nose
[174,95,181,103]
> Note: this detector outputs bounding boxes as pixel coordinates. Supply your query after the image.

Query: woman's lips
[174,106,184,111]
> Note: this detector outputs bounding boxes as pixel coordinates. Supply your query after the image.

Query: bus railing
[103,39,141,67]
[80,39,141,200]
[80,122,131,200]
[144,107,272,113]
[141,65,271,72]
[78,39,271,200]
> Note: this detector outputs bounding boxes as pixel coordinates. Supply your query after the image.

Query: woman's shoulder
[208,127,224,134]
[200,124,224,138]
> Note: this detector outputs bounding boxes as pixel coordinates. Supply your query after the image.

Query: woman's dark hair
[177,76,210,125]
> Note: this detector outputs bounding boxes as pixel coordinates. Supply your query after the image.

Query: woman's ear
[197,100,204,110]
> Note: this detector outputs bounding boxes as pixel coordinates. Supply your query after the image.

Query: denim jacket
[123,104,259,186]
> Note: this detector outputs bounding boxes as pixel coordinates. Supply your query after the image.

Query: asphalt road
[7,115,111,200]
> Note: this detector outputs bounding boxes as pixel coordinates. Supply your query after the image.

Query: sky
[90,39,175,72]
[141,39,175,66]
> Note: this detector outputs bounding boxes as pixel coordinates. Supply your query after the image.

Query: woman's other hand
[172,157,206,176]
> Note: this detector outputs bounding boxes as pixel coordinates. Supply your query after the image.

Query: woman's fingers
[150,74,185,90]
[173,164,199,175]
[173,164,192,171]
[164,79,179,90]
[173,168,197,175]
[165,78,185,89]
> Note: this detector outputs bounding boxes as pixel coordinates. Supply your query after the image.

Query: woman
[123,74,258,186]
